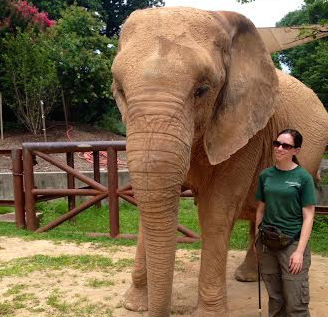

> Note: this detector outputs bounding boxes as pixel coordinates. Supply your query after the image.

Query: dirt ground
[0,237,327,317]
[0,122,127,172]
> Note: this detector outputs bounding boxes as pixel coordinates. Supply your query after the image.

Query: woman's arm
[289,205,315,274]
[255,201,265,237]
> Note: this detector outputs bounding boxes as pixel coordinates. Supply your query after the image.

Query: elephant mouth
[126,113,192,180]
[126,133,191,203]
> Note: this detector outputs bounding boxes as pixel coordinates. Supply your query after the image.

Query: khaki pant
[256,239,311,317]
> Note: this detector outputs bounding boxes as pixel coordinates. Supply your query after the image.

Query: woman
[255,129,316,317]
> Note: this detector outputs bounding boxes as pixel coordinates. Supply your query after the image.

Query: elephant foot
[234,255,258,282]
[123,284,148,312]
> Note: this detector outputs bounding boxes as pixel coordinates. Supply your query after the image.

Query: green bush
[96,106,126,136]
[1,29,58,134]
[48,5,118,124]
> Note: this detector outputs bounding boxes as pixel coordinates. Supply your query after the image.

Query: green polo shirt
[255,166,316,238]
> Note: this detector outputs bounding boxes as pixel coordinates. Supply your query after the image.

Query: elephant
[111,7,328,317]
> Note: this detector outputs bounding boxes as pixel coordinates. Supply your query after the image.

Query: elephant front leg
[193,202,235,317]
[124,225,148,312]
[234,220,258,282]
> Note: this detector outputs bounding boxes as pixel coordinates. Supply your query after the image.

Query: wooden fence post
[0,92,3,140]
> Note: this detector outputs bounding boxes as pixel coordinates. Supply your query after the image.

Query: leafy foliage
[302,41,328,104]
[277,0,328,108]
[101,0,164,37]
[0,0,57,126]
[1,0,165,132]
[271,52,282,69]
[28,0,103,20]
[48,5,117,123]
[0,0,55,34]
[28,0,165,37]
[1,30,58,134]
[0,0,13,32]
[96,106,126,135]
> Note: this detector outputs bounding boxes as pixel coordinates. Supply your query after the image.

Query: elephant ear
[204,11,279,165]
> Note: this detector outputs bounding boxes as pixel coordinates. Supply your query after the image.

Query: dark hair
[277,129,303,165]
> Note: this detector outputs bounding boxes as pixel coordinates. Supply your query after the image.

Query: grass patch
[310,216,328,255]
[47,291,69,313]
[0,287,114,317]
[12,292,36,308]
[0,198,327,255]
[320,173,328,185]
[3,283,27,296]
[230,220,249,250]
[86,278,114,288]
[0,255,114,279]
[0,301,15,317]
[46,290,113,316]
[0,207,14,214]
[114,258,135,271]
[0,289,38,315]
[0,200,138,246]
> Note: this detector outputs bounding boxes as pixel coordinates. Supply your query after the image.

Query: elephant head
[112,7,278,316]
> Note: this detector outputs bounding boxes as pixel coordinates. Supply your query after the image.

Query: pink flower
[12,0,56,29]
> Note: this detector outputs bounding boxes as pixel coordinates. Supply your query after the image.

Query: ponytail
[292,155,300,165]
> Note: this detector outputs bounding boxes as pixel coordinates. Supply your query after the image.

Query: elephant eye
[112,83,128,110]
[118,88,126,99]
[114,86,126,102]
[194,86,209,98]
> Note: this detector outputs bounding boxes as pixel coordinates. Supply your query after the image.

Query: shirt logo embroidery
[285,181,301,187]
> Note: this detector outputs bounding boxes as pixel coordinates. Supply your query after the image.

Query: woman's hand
[289,251,303,274]
[289,206,314,275]
[254,201,265,263]
[253,242,258,263]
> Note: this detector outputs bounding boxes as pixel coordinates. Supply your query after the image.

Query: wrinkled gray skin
[111,7,328,317]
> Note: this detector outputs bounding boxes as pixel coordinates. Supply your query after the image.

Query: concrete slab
[0,170,131,200]
[0,212,42,223]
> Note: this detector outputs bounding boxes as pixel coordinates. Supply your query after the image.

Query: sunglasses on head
[273,140,295,150]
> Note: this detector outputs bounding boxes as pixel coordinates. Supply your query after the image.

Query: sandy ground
[0,237,327,317]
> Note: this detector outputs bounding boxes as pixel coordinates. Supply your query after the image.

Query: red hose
[66,125,74,141]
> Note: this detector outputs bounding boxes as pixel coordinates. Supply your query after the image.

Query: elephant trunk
[127,121,191,316]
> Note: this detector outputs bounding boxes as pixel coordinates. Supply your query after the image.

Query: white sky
[165,0,305,27]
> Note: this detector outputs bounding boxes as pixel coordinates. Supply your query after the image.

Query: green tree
[28,0,103,20]
[48,5,117,124]
[302,41,328,104]
[0,0,12,29]
[0,0,57,127]
[101,0,164,37]
[0,0,56,34]
[28,0,165,37]
[1,30,59,134]
[276,0,328,108]
[271,52,282,69]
